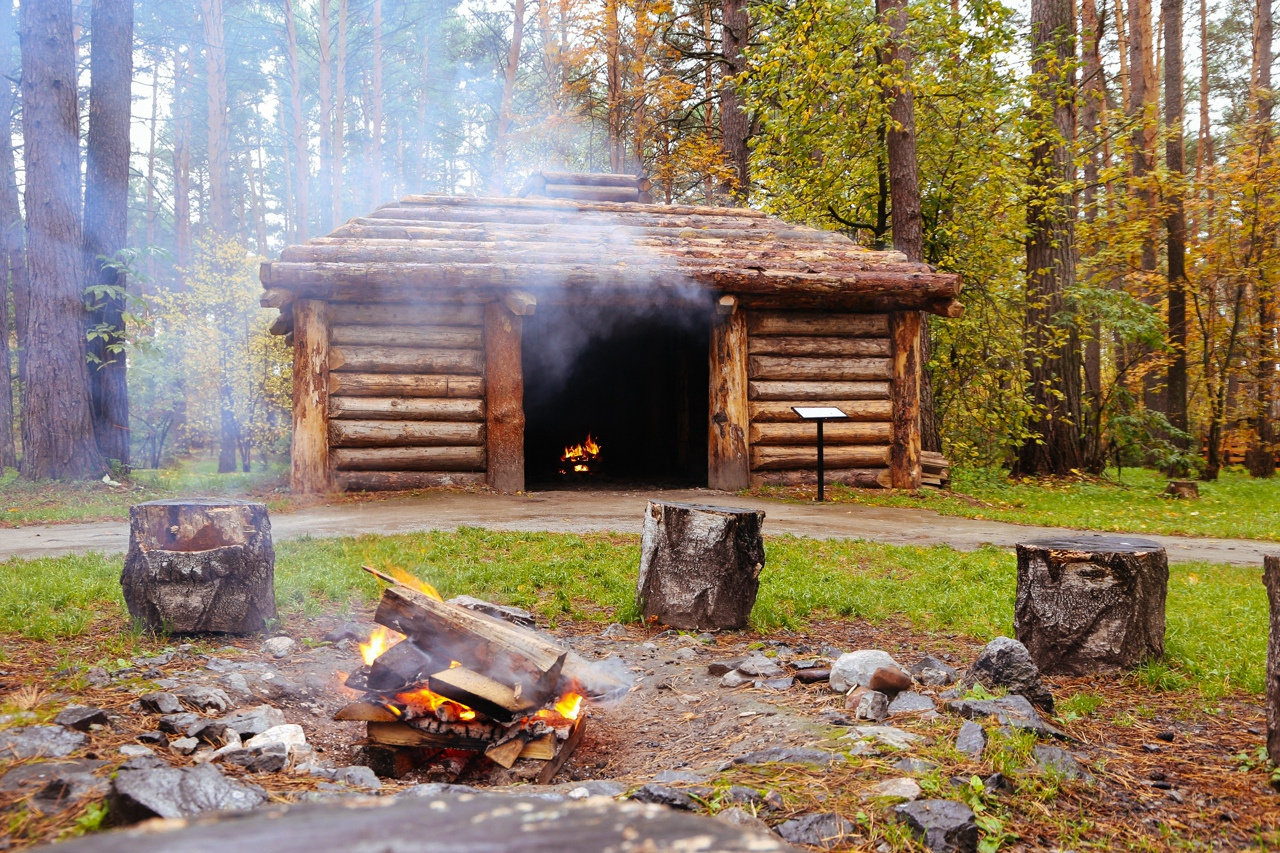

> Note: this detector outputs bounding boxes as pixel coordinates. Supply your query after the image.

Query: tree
[1246,0,1276,477]
[18,0,106,479]
[490,0,528,191]
[0,0,23,469]
[720,0,749,195]
[283,0,310,243]
[201,0,233,235]
[1163,0,1190,465]
[84,0,134,466]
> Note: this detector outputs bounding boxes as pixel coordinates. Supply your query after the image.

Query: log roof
[260,193,963,317]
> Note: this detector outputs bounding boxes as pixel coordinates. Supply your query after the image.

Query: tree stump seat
[1014,535,1168,675]
[121,499,276,634]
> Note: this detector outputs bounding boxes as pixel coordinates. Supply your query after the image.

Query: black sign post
[791,407,849,502]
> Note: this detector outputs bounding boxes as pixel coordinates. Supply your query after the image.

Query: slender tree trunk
[1195,0,1212,188]
[1081,0,1105,466]
[284,0,310,242]
[720,0,749,197]
[251,143,268,253]
[1164,0,1190,464]
[370,0,384,207]
[490,0,526,193]
[702,1,717,203]
[18,0,106,480]
[318,0,334,234]
[0,0,23,468]
[1116,0,1131,109]
[334,0,347,223]
[144,61,159,291]
[1248,0,1276,477]
[1019,0,1085,475]
[1128,0,1162,413]
[172,48,192,287]
[201,0,232,235]
[84,0,133,466]
[604,0,623,171]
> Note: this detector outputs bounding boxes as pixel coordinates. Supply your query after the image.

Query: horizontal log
[331,446,486,471]
[750,445,891,470]
[749,399,892,422]
[739,293,965,317]
[330,373,484,399]
[268,312,294,336]
[365,720,493,751]
[749,421,893,446]
[751,468,891,488]
[330,345,483,375]
[544,185,640,204]
[540,171,642,187]
[747,312,889,337]
[333,221,853,247]
[748,380,891,401]
[428,666,535,723]
[748,336,891,357]
[747,355,892,381]
[330,324,484,349]
[330,396,485,421]
[260,287,295,309]
[330,302,485,327]
[391,193,770,218]
[329,420,486,448]
[333,471,487,491]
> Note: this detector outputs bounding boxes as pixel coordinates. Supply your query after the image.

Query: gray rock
[54,705,110,731]
[963,637,1054,713]
[1033,745,1094,782]
[331,765,382,790]
[217,673,254,703]
[0,725,86,759]
[775,813,857,850]
[107,762,267,824]
[30,770,108,816]
[818,709,855,726]
[888,692,936,716]
[849,726,923,750]
[652,770,708,784]
[175,685,233,713]
[629,783,698,810]
[447,595,537,628]
[830,649,903,693]
[397,782,481,798]
[322,622,376,643]
[722,786,765,806]
[140,692,183,715]
[221,742,289,773]
[120,752,167,769]
[601,623,628,639]
[244,724,307,752]
[137,731,168,746]
[0,759,106,793]
[717,806,771,833]
[216,705,286,737]
[893,799,978,852]
[954,721,987,758]
[672,647,699,661]
[737,655,785,678]
[170,737,200,756]
[721,747,846,770]
[566,780,627,798]
[894,758,938,774]
[159,713,203,734]
[720,670,751,688]
[943,695,1071,741]
[758,677,795,690]
[118,744,157,758]
[262,637,297,659]
[708,658,746,676]
[854,690,890,722]
[911,655,958,687]
[865,777,921,801]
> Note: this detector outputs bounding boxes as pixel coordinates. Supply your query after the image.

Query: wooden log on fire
[537,715,588,784]
[636,501,766,631]
[1267,553,1280,767]
[365,721,494,751]
[367,639,437,691]
[368,568,568,708]
[428,666,535,723]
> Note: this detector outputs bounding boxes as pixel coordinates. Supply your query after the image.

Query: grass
[0,456,290,527]
[757,465,1280,542]
[0,528,1266,697]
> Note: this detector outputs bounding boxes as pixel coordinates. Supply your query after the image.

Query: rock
[758,677,795,690]
[141,692,184,715]
[672,647,699,661]
[629,783,698,810]
[159,713,204,734]
[911,656,958,687]
[222,743,290,773]
[331,765,382,790]
[865,777,921,801]
[954,721,987,758]
[170,737,200,756]
[217,673,255,703]
[818,709,855,726]
[894,758,938,774]
[106,762,267,824]
[795,668,831,684]
[652,770,708,784]
[963,637,1054,712]
[0,759,106,793]
[447,595,537,628]
[775,813,857,850]
[888,692,936,716]
[849,726,923,750]
[262,637,297,659]
[566,780,627,798]
[0,725,86,759]
[708,658,746,676]
[216,705,286,737]
[894,800,978,852]
[175,685,234,714]
[721,747,845,770]
[830,650,903,693]
[119,744,156,758]
[30,770,108,815]
[723,786,765,806]
[1032,745,1094,782]
[943,696,1070,741]
[868,666,913,695]
[54,705,110,731]
[737,655,785,678]
[138,731,168,746]
[121,499,276,634]
[853,690,890,722]
[720,670,751,688]
[397,782,481,798]
[323,622,376,643]
[601,623,628,639]
[244,724,307,752]
[717,806,771,833]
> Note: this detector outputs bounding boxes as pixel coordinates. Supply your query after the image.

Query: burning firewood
[428,666,536,723]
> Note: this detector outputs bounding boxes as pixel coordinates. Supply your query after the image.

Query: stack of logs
[519,171,653,204]
[337,568,587,781]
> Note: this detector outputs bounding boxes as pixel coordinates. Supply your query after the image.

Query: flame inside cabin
[559,434,602,474]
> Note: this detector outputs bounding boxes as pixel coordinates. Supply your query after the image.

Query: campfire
[559,434,602,475]
[335,567,589,781]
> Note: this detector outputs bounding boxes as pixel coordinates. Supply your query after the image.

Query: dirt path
[2,488,1276,565]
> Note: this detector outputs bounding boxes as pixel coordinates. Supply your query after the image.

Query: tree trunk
[1128,0,1162,413]
[218,378,239,474]
[144,62,159,291]
[318,0,334,235]
[1164,0,1190,465]
[490,0,526,194]
[604,0,623,172]
[284,0,310,242]
[1265,553,1280,767]
[720,0,749,197]
[18,0,106,480]
[333,0,348,224]
[370,0,384,208]
[201,0,232,235]
[84,0,133,466]
[0,0,23,468]
[172,47,192,286]
[1248,0,1276,478]
[1018,0,1084,475]
[1081,0,1105,467]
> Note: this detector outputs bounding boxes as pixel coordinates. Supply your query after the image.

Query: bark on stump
[121,499,276,633]
[1014,536,1167,675]
[1265,553,1280,767]
[635,501,765,631]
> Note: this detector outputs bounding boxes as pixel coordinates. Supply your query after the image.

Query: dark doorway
[522,302,710,488]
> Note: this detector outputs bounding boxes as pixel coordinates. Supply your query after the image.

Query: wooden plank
[749,400,892,422]
[519,732,556,760]
[485,302,525,493]
[366,721,492,751]
[331,324,484,349]
[747,311,889,337]
[428,667,535,723]
[889,311,923,489]
[330,396,485,422]
[330,345,483,375]
[329,420,485,448]
[747,355,892,381]
[330,373,485,399]
[708,308,750,490]
[751,468,891,488]
[749,422,892,446]
[331,302,484,327]
[536,715,587,784]
[333,700,400,722]
[331,446,486,471]
[750,445,891,470]
[748,380,890,401]
[333,471,487,491]
[291,300,331,494]
[747,336,891,357]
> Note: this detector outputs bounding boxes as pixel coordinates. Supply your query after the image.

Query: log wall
[745,310,893,488]
[327,302,488,491]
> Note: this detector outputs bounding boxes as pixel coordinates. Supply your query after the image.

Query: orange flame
[536,692,583,722]
[383,567,444,601]
[560,434,602,474]
[359,626,404,666]
[396,685,476,721]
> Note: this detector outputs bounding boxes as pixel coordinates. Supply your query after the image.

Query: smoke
[561,651,636,706]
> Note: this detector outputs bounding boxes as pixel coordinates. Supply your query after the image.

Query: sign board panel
[791,407,848,420]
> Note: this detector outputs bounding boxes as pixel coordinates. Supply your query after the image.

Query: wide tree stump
[1014,536,1167,675]
[635,501,765,631]
[122,499,276,633]
[1266,554,1280,767]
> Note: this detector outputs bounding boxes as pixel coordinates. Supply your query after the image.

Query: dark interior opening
[522,302,710,488]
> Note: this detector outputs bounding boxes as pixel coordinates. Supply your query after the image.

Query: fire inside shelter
[261,171,963,495]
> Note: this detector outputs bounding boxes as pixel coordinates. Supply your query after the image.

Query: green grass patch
[0,529,1266,697]
[760,466,1280,542]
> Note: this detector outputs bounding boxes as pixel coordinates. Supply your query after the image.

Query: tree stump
[121,499,276,633]
[635,501,765,631]
[1265,554,1280,767]
[1014,536,1167,675]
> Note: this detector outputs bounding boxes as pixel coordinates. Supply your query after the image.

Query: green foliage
[1056,691,1103,721]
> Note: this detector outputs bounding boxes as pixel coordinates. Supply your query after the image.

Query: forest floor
[0,531,1277,850]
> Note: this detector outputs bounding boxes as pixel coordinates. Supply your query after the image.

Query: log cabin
[261,171,963,495]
